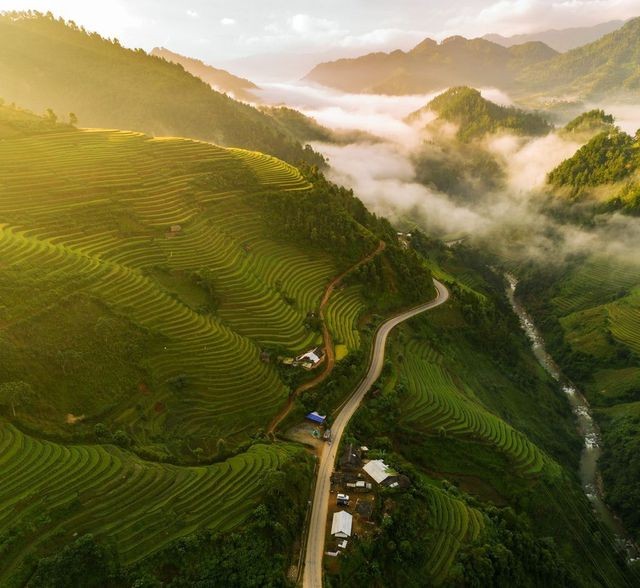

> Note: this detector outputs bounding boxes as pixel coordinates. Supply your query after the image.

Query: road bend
[302,279,450,588]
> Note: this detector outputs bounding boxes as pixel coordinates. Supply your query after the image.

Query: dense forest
[548,129,640,190]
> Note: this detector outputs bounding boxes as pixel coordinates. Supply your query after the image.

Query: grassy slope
[0,102,438,582]
[0,12,320,165]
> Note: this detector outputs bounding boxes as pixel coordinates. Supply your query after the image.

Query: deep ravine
[505,273,639,562]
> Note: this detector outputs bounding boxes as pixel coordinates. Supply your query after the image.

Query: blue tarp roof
[306,411,326,424]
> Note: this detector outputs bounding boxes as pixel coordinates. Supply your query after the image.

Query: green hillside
[304,37,557,95]
[0,102,424,463]
[416,86,551,141]
[0,12,321,165]
[519,17,640,101]
[549,129,640,189]
[0,101,438,581]
[332,244,634,586]
[547,125,640,214]
[0,422,303,585]
[563,109,616,135]
[518,255,640,544]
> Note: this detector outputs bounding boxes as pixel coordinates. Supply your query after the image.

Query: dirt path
[267,240,386,434]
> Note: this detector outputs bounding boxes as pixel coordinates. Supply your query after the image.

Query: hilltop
[0,12,320,165]
[304,36,557,95]
[519,17,640,101]
[151,47,260,102]
[548,125,640,214]
[413,86,551,141]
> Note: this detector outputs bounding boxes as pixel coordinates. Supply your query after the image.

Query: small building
[346,480,372,492]
[331,510,353,539]
[363,459,398,486]
[338,540,348,550]
[339,443,362,471]
[306,411,326,425]
[296,347,324,369]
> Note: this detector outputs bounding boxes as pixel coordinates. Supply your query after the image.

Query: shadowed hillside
[0,12,321,165]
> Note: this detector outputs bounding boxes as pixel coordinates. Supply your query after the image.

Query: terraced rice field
[0,126,350,446]
[424,486,485,584]
[399,340,547,475]
[551,257,639,316]
[325,286,366,354]
[0,421,299,583]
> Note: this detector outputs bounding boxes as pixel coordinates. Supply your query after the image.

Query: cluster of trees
[424,87,551,142]
[600,413,640,543]
[0,12,323,166]
[548,129,639,190]
[261,167,434,307]
[563,109,615,134]
[452,508,579,587]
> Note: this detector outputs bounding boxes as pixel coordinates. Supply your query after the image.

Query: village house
[331,510,353,539]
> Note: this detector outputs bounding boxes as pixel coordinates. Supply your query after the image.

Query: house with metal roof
[331,510,353,539]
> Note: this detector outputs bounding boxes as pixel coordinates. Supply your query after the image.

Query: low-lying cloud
[263,83,640,267]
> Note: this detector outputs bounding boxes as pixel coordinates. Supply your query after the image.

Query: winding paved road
[302,279,450,588]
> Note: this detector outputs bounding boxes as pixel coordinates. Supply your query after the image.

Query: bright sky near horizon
[0,0,638,64]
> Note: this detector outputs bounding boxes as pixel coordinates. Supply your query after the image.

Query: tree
[45,108,58,124]
[69,112,78,126]
[0,381,34,416]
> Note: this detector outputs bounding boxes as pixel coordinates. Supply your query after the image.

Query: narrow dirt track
[267,241,386,434]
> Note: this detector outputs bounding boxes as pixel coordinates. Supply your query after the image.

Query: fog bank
[265,83,640,266]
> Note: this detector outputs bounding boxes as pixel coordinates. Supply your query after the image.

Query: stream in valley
[505,274,638,562]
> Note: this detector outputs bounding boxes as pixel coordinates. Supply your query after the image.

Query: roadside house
[331,510,353,539]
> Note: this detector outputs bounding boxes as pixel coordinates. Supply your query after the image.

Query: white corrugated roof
[363,459,395,484]
[331,510,353,537]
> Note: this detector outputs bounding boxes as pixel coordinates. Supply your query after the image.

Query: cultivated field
[400,339,548,475]
[0,122,362,452]
[0,421,300,583]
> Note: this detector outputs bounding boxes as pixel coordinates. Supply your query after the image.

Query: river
[505,273,638,562]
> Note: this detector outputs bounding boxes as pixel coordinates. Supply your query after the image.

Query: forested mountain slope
[519,17,640,101]
[150,47,260,102]
[0,12,320,165]
[304,36,557,95]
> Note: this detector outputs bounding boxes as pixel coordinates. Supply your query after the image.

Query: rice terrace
[1,5,640,588]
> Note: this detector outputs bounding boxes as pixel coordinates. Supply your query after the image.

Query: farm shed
[331,510,353,539]
[306,411,326,424]
[363,459,398,485]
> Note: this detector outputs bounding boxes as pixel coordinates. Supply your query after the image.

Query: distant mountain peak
[483,19,628,52]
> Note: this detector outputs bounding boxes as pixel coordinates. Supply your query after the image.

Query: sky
[0,0,638,68]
